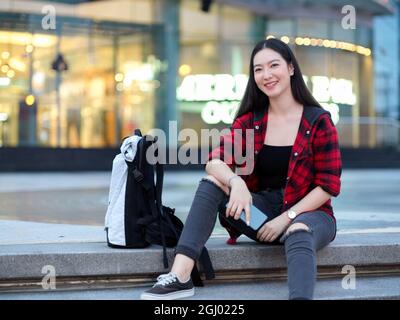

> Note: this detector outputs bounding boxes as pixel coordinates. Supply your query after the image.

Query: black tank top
[256,144,293,190]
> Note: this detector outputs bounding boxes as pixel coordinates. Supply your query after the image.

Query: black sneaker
[140,272,194,300]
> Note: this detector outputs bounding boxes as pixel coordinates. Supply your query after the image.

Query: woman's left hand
[257,212,292,243]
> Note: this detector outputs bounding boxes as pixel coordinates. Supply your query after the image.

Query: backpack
[105,129,214,286]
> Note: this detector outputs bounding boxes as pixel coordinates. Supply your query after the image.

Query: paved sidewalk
[0,169,400,245]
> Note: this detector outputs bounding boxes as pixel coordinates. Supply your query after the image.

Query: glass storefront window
[32,34,58,147]
[0,14,161,148]
[0,30,40,147]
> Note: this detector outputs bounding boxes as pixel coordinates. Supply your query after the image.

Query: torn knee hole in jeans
[279,226,313,243]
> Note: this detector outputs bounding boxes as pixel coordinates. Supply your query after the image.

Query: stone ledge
[0,233,399,283]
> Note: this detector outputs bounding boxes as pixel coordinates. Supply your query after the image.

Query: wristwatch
[287,209,297,220]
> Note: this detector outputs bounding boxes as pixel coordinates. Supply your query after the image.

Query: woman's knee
[203,175,230,195]
[285,223,310,237]
[280,223,314,250]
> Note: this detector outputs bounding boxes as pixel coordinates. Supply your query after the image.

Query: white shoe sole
[140,288,195,300]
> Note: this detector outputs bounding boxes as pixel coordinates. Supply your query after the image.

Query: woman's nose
[263,69,272,80]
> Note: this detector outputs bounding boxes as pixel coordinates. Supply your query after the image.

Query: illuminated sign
[201,101,239,124]
[0,77,10,86]
[0,113,8,122]
[178,74,356,125]
[177,74,247,101]
[304,76,356,105]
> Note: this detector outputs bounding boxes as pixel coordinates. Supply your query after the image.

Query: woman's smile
[264,80,279,90]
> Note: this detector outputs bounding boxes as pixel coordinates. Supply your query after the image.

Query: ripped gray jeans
[176,179,337,300]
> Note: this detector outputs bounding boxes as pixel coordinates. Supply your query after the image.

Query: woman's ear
[289,63,294,76]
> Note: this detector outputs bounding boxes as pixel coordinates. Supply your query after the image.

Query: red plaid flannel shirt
[208,106,342,218]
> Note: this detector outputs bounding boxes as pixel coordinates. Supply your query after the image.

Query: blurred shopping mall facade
[0,0,399,170]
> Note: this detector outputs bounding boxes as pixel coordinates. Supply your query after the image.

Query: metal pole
[28,31,36,146]
[56,72,61,147]
[113,35,121,145]
[55,31,61,147]
[162,0,180,144]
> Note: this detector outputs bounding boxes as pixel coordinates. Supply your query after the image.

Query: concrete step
[1,233,399,292]
[0,275,399,300]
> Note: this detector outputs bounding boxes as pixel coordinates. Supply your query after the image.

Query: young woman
[141,38,342,300]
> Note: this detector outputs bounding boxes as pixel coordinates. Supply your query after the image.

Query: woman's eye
[271,63,279,67]
[254,68,261,72]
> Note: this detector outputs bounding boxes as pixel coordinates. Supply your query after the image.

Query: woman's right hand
[225,177,252,225]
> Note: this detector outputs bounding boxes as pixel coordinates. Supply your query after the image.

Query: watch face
[288,210,296,219]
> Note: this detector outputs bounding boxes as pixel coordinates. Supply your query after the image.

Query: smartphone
[242,205,268,229]
[226,204,268,230]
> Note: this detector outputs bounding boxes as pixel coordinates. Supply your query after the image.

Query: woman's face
[253,48,294,99]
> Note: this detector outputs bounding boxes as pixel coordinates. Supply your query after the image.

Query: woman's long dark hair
[235,38,322,120]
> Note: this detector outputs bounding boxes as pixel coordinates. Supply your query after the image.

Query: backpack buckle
[133,169,144,182]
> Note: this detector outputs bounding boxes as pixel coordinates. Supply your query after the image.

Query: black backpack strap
[190,247,215,287]
[138,137,148,174]
[133,138,159,224]
[163,207,180,240]
[158,211,169,268]
[199,247,215,280]
[191,265,204,287]
[133,168,159,225]
[155,162,164,212]
[132,138,148,187]
[154,157,169,268]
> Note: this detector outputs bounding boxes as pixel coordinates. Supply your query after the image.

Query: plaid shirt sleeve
[207,117,245,170]
[312,114,342,197]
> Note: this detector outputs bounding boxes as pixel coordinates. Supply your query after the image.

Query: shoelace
[154,272,178,287]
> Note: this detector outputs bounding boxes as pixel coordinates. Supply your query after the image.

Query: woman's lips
[264,81,278,89]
